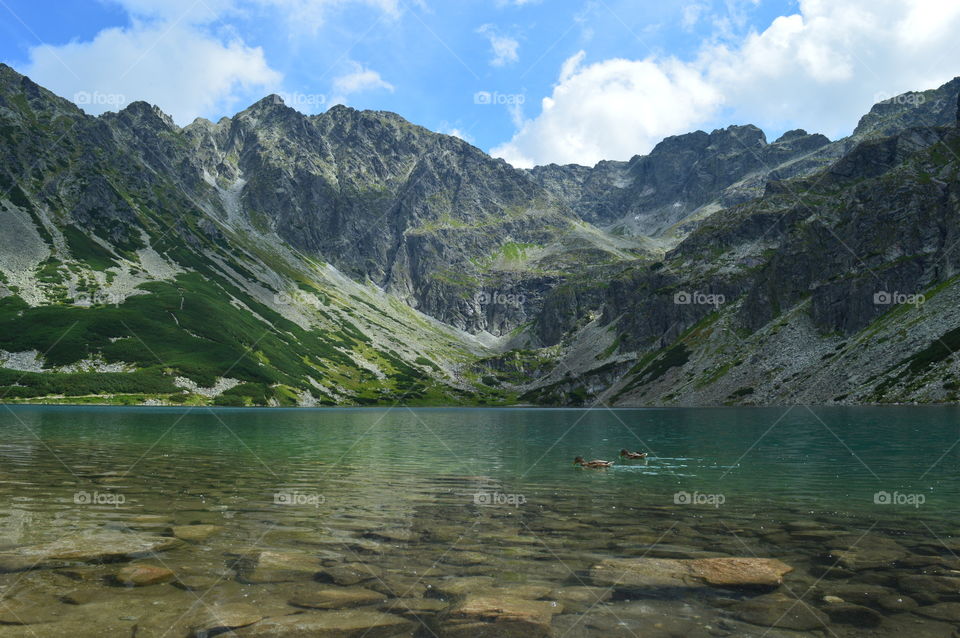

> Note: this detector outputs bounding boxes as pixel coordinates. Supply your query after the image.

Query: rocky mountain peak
[853,76,960,139]
[775,129,809,142]
[237,94,299,122]
[709,124,767,151]
[115,101,178,130]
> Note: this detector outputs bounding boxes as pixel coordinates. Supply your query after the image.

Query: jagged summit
[2,64,960,407]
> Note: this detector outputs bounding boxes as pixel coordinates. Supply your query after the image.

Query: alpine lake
[1,405,959,637]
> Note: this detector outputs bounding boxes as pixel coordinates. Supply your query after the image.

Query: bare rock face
[590,556,793,590]
[4,62,960,408]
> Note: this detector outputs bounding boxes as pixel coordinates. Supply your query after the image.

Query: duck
[619,449,648,460]
[574,456,614,469]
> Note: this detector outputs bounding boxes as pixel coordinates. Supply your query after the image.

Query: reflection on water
[0,405,959,636]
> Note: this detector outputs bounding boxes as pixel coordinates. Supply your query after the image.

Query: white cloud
[438,123,475,144]
[329,62,394,105]
[491,53,722,168]
[681,2,708,30]
[22,0,412,124]
[493,0,960,168]
[477,24,520,67]
[108,0,411,28]
[23,21,280,125]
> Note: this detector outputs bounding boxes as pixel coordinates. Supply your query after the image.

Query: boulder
[915,603,960,622]
[191,603,263,637]
[320,562,384,586]
[827,536,909,570]
[0,595,63,625]
[823,602,883,627]
[289,587,387,610]
[590,557,793,590]
[235,609,414,637]
[171,525,223,543]
[115,564,175,586]
[7,530,181,567]
[441,593,562,638]
[734,595,829,631]
[432,577,495,599]
[899,574,960,596]
[241,551,322,584]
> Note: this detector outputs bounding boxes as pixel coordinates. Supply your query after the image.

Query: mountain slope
[1,63,959,407]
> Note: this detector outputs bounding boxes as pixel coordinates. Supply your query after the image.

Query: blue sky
[2,1,959,167]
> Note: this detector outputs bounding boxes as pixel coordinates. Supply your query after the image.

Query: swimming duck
[574,456,614,469]
[619,449,648,459]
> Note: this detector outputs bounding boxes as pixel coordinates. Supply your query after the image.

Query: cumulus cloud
[477,24,520,67]
[493,0,960,168]
[438,123,476,144]
[23,21,280,124]
[491,52,721,168]
[329,62,394,105]
[20,0,413,124]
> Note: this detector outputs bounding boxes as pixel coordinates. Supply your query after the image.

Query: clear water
[1,405,959,636]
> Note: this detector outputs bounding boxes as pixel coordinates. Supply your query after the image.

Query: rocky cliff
[1,62,959,407]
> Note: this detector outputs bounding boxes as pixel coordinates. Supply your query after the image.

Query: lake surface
[1,405,959,637]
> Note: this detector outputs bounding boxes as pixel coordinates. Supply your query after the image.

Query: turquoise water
[1,405,959,636]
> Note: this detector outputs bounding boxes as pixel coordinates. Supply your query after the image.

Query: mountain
[0,62,958,407]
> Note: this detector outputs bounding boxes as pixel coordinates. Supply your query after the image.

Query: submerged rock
[915,602,960,622]
[381,598,449,617]
[734,594,829,630]
[115,564,175,586]
[2,530,182,569]
[190,603,263,637]
[234,609,414,637]
[432,576,495,599]
[441,593,562,637]
[171,525,223,543]
[289,586,387,610]
[319,562,384,586]
[0,594,64,625]
[241,551,323,584]
[590,557,793,590]
[823,602,883,627]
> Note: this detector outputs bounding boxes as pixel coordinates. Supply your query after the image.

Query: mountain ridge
[1,62,959,407]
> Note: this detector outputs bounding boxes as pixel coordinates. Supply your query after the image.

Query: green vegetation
[63,226,117,271]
